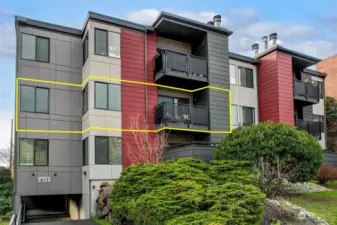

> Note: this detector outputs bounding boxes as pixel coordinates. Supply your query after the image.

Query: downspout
[144,30,148,152]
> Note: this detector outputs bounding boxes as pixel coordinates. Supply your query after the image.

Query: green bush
[0,167,10,184]
[0,198,11,215]
[110,158,265,225]
[0,183,12,198]
[166,211,228,225]
[213,122,323,182]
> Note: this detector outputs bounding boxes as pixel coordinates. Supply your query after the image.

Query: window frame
[313,114,324,132]
[94,136,122,165]
[83,33,89,65]
[318,81,324,99]
[82,84,89,115]
[241,106,255,126]
[238,66,254,89]
[21,33,50,63]
[83,138,88,166]
[94,28,120,58]
[19,138,49,166]
[229,64,237,85]
[94,82,121,111]
[231,104,238,127]
[20,85,50,114]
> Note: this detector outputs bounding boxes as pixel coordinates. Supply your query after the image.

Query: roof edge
[153,11,233,36]
[303,69,327,78]
[255,44,321,63]
[15,15,82,36]
[229,52,259,64]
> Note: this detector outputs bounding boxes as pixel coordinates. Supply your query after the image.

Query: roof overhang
[255,45,321,68]
[153,11,233,42]
[229,52,260,64]
[303,69,327,78]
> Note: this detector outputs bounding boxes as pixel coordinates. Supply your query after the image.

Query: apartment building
[13,11,326,221]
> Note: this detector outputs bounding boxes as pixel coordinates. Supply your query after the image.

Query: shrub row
[110,158,265,225]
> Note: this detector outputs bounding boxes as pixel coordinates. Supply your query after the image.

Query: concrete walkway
[26,220,98,225]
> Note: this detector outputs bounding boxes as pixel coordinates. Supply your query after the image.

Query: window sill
[21,58,50,64]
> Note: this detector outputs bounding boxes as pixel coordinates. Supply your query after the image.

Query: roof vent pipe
[213,15,221,27]
[262,36,268,50]
[270,33,277,46]
[252,43,259,56]
[207,21,214,26]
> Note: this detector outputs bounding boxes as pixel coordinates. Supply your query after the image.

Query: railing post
[186,54,190,77]
[189,105,193,127]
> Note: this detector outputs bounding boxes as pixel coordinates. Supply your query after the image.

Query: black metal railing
[294,80,319,102]
[154,102,209,127]
[296,120,322,140]
[154,49,208,78]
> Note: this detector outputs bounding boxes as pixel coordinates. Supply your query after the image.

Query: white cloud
[124,7,337,59]
[0,109,13,150]
[0,22,15,57]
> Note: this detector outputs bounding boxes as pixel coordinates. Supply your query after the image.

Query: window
[83,84,88,115]
[158,96,189,105]
[230,64,236,84]
[19,139,48,166]
[239,67,254,88]
[21,85,49,113]
[232,104,238,126]
[83,34,89,65]
[95,29,120,58]
[95,82,121,110]
[95,137,121,165]
[318,81,324,99]
[242,106,255,126]
[83,138,88,166]
[22,34,49,62]
[313,115,324,131]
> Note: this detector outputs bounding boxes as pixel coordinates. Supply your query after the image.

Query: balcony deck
[154,102,209,130]
[294,80,319,105]
[154,49,208,89]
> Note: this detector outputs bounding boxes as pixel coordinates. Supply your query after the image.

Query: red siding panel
[121,29,157,168]
[258,51,294,125]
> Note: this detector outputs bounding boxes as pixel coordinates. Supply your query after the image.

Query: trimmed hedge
[110,158,265,225]
[213,122,323,182]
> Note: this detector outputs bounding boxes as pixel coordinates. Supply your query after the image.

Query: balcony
[154,102,209,130]
[296,120,322,140]
[294,80,319,105]
[154,49,208,89]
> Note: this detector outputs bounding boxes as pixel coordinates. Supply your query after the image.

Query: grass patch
[92,218,111,225]
[310,179,337,189]
[284,190,337,224]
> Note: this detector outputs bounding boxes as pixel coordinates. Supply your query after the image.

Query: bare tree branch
[126,114,169,165]
[0,147,10,168]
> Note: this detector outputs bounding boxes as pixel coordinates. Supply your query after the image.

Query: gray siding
[163,144,215,162]
[303,105,313,121]
[324,152,337,166]
[15,25,83,202]
[207,32,230,143]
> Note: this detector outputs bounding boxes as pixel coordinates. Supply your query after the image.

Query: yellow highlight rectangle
[16,76,232,134]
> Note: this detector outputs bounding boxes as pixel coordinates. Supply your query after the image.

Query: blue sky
[0,0,337,149]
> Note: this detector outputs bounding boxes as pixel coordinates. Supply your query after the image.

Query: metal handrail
[294,80,319,101]
[16,203,24,225]
[8,214,15,225]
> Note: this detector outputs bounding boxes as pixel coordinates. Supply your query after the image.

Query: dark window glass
[36,37,49,62]
[95,137,121,165]
[239,67,254,88]
[83,84,88,115]
[21,34,49,62]
[83,138,88,166]
[36,88,49,113]
[83,34,89,64]
[242,106,255,126]
[318,81,324,99]
[21,86,49,113]
[19,139,48,166]
[95,137,109,164]
[95,29,107,56]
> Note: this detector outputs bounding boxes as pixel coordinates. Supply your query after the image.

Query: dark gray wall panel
[207,32,230,143]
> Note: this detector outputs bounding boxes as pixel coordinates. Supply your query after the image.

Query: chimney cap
[207,21,214,25]
[269,33,277,39]
[262,36,268,41]
[252,43,259,50]
[213,15,221,20]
